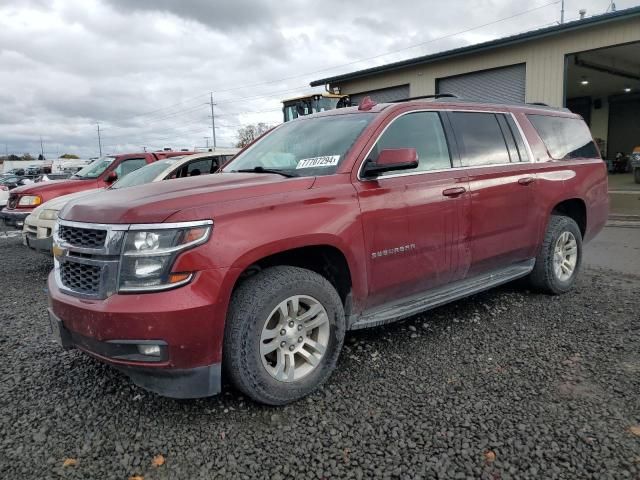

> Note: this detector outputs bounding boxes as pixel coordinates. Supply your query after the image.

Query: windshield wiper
[235,166,297,178]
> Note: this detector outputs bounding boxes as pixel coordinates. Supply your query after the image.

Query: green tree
[59,153,80,159]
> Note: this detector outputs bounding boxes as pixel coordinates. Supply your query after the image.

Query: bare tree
[236,123,272,148]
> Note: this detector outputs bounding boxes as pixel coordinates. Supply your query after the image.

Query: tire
[223,266,345,405]
[634,168,640,184]
[528,215,583,295]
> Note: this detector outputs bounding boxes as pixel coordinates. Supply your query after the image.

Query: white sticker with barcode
[296,155,340,169]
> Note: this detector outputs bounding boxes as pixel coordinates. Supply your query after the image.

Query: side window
[496,115,520,162]
[186,158,214,176]
[372,112,451,175]
[113,158,147,179]
[449,112,511,167]
[527,114,599,160]
[505,116,530,162]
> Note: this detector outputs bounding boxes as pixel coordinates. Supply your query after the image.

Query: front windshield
[72,156,116,179]
[110,159,177,190]
[224,114,373,177]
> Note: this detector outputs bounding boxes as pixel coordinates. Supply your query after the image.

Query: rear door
[355,110,471,308]
[447,110,538,276]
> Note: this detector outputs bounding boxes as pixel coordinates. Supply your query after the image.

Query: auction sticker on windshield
[296,155,340,169]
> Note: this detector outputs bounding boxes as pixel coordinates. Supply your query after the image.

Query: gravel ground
[1,231,639,480]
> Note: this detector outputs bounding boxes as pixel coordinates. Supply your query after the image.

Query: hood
[11,178,98,202]
[35,188,104,214]
[61,173,315,224]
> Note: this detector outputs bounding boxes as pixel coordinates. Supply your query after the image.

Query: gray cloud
[103,0,275,32]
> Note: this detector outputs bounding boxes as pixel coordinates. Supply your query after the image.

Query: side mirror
[362,148,418,178]
[105,172,118,183]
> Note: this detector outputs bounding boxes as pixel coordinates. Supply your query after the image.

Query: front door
[355,111,471,309]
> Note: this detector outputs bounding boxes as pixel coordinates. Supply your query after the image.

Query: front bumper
[23,216,54,253]
[49,309,221,398]
[48,268,230,398]
[24,234,53,253]
[1,208,32,228]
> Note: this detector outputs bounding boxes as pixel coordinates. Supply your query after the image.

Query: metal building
[310,6,640,160]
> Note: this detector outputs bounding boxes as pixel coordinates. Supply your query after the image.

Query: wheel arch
[228,238,358,308]
[550,197,587,237]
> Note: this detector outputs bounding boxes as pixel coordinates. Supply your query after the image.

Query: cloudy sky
[0,0,637,158]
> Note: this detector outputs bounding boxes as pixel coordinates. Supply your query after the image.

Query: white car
[0,185,9,208]
[23,149,239,253]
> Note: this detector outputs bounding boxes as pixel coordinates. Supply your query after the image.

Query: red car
[47,98,608,405]
[1,151,190,228]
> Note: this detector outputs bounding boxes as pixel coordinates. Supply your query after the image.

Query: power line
[211,0,560,94]
[98,0,560,126]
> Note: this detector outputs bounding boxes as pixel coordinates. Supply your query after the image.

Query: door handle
[442,186,466,197]
[518,177,535,186]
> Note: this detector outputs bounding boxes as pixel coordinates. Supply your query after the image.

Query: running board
[350,259,535,330]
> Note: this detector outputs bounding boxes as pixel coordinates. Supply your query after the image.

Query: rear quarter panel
[515,111,609,246]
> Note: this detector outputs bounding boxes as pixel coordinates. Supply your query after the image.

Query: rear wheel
[223,266,345,405]
[529,215,583,294]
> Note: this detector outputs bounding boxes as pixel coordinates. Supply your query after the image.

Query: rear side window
[371,111,451,175]
[449,112,511,167]
[527,115,599,160]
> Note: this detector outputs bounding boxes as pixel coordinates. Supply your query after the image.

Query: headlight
[39,209,59,221]
[118,222,212,292]
[18,195,42,207]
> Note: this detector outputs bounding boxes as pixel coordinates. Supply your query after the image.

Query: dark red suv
[47,98,608,405]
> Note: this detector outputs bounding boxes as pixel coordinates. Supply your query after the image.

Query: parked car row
[0,172,73,208]
[40,98,607,405]
[21,150,238,252]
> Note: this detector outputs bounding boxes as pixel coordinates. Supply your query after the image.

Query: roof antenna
[579,9,587,19]
[606,1,616,12]
[358,96,377,111]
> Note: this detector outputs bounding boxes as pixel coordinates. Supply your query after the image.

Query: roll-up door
[437,64,526,103]
[350,84,410,105]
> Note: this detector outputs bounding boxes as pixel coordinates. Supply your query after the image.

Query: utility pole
[40,136,45,159]
[96,122,103,156]
[209,92,217,149]
[203,137,210,149]
[560,0,564,23]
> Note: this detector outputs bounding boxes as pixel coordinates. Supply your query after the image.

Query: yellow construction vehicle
[282,92,351,122]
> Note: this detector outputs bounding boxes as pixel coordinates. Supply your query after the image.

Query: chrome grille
[60,261,102,295]
[59,225,107,249]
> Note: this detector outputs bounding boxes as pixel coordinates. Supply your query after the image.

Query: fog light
[137,344,161,357]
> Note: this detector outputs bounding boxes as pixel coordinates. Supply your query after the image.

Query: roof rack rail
[391,93,459,103]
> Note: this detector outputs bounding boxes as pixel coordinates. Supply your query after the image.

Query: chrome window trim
[357,108,536,182]
[128,220,213,230]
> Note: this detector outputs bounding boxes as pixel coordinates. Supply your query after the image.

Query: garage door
[350,84,410,105]
[437,64,526,103]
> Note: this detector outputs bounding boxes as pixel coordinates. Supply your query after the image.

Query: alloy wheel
[553,231,578,282]
[260,295,330,382]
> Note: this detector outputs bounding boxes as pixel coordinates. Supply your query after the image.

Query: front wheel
[223,266,345,405]
[528,215,583,294]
